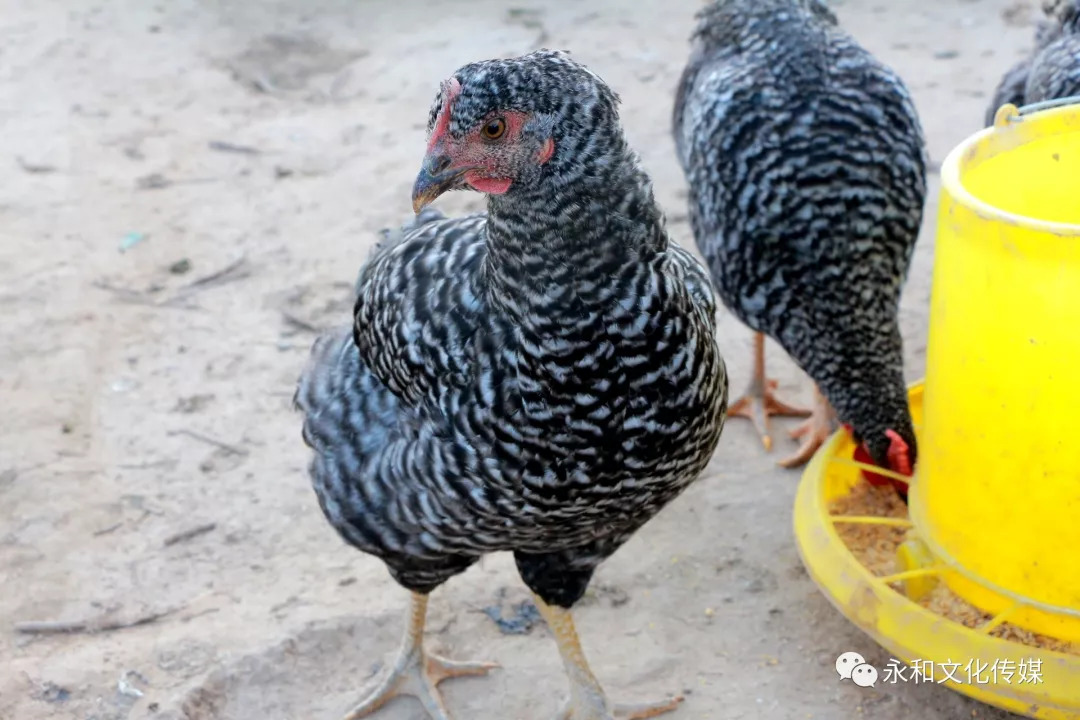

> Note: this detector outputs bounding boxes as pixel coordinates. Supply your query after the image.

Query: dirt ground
[0,0,1046,718]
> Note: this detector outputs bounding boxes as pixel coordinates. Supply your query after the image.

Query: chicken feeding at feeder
[796,92,1080,720]
[672,0,927,493]
[296,50,728,720]
[986,0,1080,125]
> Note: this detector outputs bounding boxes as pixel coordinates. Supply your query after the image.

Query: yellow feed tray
[794,99,1080,719]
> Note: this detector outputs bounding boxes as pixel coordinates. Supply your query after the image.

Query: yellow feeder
[916,99,1080,644]
[794,98,1080,719]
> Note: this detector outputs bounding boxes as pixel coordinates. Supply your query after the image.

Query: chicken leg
[777,384,836,468]
[534,594,683,720]
[728,332,811,451]
[343,592,498,720]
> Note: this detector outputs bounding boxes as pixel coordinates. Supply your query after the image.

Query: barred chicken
[297,50,728,720]
[672,0,926,487]
[987,0,1080,125]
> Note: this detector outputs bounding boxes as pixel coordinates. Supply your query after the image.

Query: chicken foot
[342,591,497,720]
[534,594,683,720]
[728,332,811,451]
[777,384,836,468]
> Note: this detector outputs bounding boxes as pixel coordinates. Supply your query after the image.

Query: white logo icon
[837,651,879,689]
[852,663,879,688]
[835,651,866,680]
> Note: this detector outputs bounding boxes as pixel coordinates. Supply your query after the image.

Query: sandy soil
[0,1,1043,718]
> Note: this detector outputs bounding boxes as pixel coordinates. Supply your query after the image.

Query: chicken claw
[536,594,683,720]
[729,333,811,451]
[729,378,812,452]
[777,385,836,468]
[343,592,497,720]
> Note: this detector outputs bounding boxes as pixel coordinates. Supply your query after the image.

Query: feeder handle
[994,94,1080,127]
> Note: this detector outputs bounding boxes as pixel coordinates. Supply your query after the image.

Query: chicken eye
[481,118,507,140]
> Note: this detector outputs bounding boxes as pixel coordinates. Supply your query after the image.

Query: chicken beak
[411,153,469,214]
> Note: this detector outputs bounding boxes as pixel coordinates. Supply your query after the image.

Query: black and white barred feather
[298,51,727,608]
[672,0,926,467]
[987,0,1080,125]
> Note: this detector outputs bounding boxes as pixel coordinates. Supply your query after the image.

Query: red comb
[885,429,912,476]
[427,77,462,152]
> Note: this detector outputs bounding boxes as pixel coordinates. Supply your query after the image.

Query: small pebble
[169,258,192,274]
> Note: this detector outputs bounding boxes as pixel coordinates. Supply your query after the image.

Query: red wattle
[845,425,911,495]
[466,174,512,194]
[853,443,895,488]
